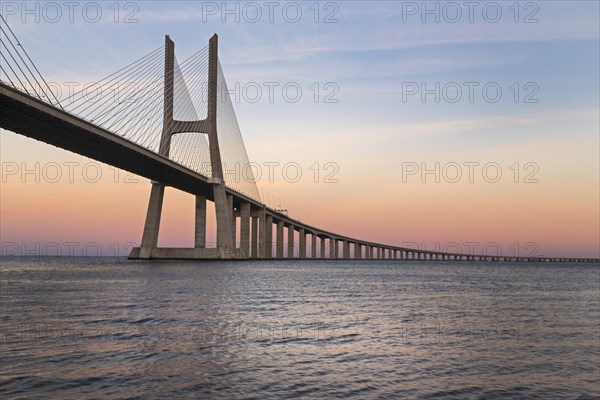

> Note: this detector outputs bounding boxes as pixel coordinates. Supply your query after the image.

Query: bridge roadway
[2,83,598,263]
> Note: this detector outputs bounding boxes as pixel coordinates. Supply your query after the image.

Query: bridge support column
[311,233,317,258]
[355,243,361,259]
[264,214,273,259]
[258,209,265,258]
[194,194,206,248]
[299,228,306,259]
[227,195,236,248]
[139,182,165,258]
[320,237,326,259]
[251,215,258,258]
[276,220,284,258]
[343,240,350,259]
[330,239,337,259]
[287,224,295,258]
[240,203,250,257]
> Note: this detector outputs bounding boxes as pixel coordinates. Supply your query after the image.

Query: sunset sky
[1,1,598,258]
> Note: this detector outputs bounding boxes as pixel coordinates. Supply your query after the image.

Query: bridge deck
[1,84,214,196]
[2,83,598,263]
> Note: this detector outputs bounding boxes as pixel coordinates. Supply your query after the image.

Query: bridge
[0,21,597,263]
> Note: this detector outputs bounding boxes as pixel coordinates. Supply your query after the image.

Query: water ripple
[1,259,598,399]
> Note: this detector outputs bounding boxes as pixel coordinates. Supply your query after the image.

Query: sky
[1,1,599,258]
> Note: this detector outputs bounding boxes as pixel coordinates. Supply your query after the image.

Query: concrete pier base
[128,246,248,260]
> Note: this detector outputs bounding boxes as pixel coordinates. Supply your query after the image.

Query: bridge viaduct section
[0,33,597,263]
[128,36,597,263]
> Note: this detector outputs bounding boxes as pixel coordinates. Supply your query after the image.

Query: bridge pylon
[132,34,238,259]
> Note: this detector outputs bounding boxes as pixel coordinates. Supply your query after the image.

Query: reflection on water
[1,259,599,399]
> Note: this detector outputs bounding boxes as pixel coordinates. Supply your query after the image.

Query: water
[1,258,598,399]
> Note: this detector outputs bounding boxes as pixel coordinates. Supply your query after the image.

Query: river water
[1,258,598,399]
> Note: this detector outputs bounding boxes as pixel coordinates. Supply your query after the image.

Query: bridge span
[0,29,597,263]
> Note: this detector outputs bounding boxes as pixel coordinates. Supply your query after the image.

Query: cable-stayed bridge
[1,22,597,263]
